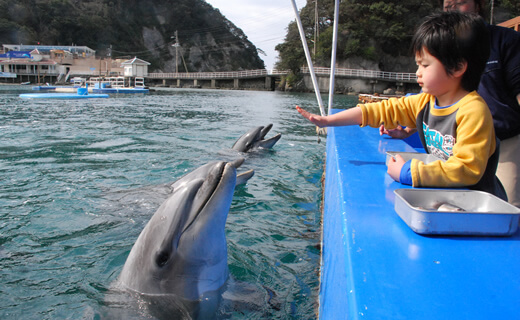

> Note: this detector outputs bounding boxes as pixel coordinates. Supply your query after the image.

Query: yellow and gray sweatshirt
[358,91,506,200]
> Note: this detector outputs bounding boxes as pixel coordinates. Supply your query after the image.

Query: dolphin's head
[232,124,282,152]
[119,161,236,301]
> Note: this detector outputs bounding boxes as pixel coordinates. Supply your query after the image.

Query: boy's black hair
[411,11,490,92]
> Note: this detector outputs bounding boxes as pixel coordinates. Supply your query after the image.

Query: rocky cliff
[0,0,265,72]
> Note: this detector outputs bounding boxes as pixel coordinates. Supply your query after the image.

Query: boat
[91,86,149,94]
[32,85,57,91]
[31,77,149,94]
[290,3,520,315]
[19,92,109,99]
[319,110,520,319]
[89,76,149,94]
[20,87,108,99]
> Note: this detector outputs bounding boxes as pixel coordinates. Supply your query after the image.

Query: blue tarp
[0,51,32,59]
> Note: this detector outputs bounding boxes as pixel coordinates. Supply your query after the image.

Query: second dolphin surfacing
[231,124,281,152]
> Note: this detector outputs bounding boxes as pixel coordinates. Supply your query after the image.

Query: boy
[296,11,507,200]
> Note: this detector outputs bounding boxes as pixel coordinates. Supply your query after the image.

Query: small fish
[436,202,465,212]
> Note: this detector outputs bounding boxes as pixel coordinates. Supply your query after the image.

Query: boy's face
[415,48,454,97]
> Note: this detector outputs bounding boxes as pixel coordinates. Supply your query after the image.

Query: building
[0,44,149,84]
[498,16,520,31]
[121,57,150,77]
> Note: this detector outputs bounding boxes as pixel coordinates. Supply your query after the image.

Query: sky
[204,0,306,70]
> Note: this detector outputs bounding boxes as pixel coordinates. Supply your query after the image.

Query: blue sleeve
[399,160,412,185]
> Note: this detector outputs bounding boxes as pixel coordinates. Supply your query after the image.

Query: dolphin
[170,158,253,191]
[231,124,281,152]
[116,160,246,318]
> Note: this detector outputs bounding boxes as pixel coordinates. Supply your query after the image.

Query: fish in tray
[393,189,520,236]
[418,202,466,212]
[436,202,465,212]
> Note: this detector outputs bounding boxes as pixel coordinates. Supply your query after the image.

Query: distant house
[121,57,151,77]
[0,46,58,80]
[0,44,146,84]
[498,16,520,32]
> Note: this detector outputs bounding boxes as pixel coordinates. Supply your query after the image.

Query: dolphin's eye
[156,251,170,267]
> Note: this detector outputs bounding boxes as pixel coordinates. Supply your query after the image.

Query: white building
[121,57,151,77]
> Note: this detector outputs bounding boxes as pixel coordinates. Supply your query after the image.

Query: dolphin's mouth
[180,161,232,234]
[153,161,234,269]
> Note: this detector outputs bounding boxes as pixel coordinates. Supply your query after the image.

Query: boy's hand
[387,154,406,182]
[296,106,327,127]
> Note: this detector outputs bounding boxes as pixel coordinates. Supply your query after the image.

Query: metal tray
[394,189,520,236]
[386,151,444,166]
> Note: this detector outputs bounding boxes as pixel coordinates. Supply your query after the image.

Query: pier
[145,67,418,93]
[146,69,283,91]
[1,54,419,93]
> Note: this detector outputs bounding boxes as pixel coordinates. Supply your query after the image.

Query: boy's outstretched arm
[295,106,363,128]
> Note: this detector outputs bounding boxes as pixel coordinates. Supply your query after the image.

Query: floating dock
[91,87,149,94]
[320,110,520,319]
[19,92,109,99]
[31,77,149,94]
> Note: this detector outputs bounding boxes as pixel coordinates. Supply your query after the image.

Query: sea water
[0,85,358,319]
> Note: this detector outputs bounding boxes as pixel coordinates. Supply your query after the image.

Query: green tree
[276,0,438,72]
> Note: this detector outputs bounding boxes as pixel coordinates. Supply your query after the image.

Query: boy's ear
[452,61,468,78]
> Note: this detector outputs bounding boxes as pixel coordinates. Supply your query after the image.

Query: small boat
[21,81,31,85]
[19,92,109,99]
[89,78,149,94]
[91,87,149,94]
[20,87,108,99]
[32,85,57,91]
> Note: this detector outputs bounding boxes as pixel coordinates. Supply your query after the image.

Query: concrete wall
[150,77,273,91]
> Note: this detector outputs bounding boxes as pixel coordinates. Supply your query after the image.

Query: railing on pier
[147,69,270,80]
[302,67,417,82]
[146,67,416,82]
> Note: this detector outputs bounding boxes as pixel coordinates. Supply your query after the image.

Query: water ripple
[0,87,358,319]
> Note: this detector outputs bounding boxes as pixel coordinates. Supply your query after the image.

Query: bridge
[145,67,417,92]
[146,69,283,90]
[301,67,417,83]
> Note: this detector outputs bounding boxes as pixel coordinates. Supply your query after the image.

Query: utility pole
[172,30,179,73]
[490,0,495,24]
[314,0,318,57]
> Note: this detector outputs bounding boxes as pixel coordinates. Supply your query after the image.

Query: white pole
[290,0,326,117]
[328,0,339,115]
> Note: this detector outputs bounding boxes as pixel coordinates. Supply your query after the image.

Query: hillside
[276,0,520,79]
[0,0,265,72]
